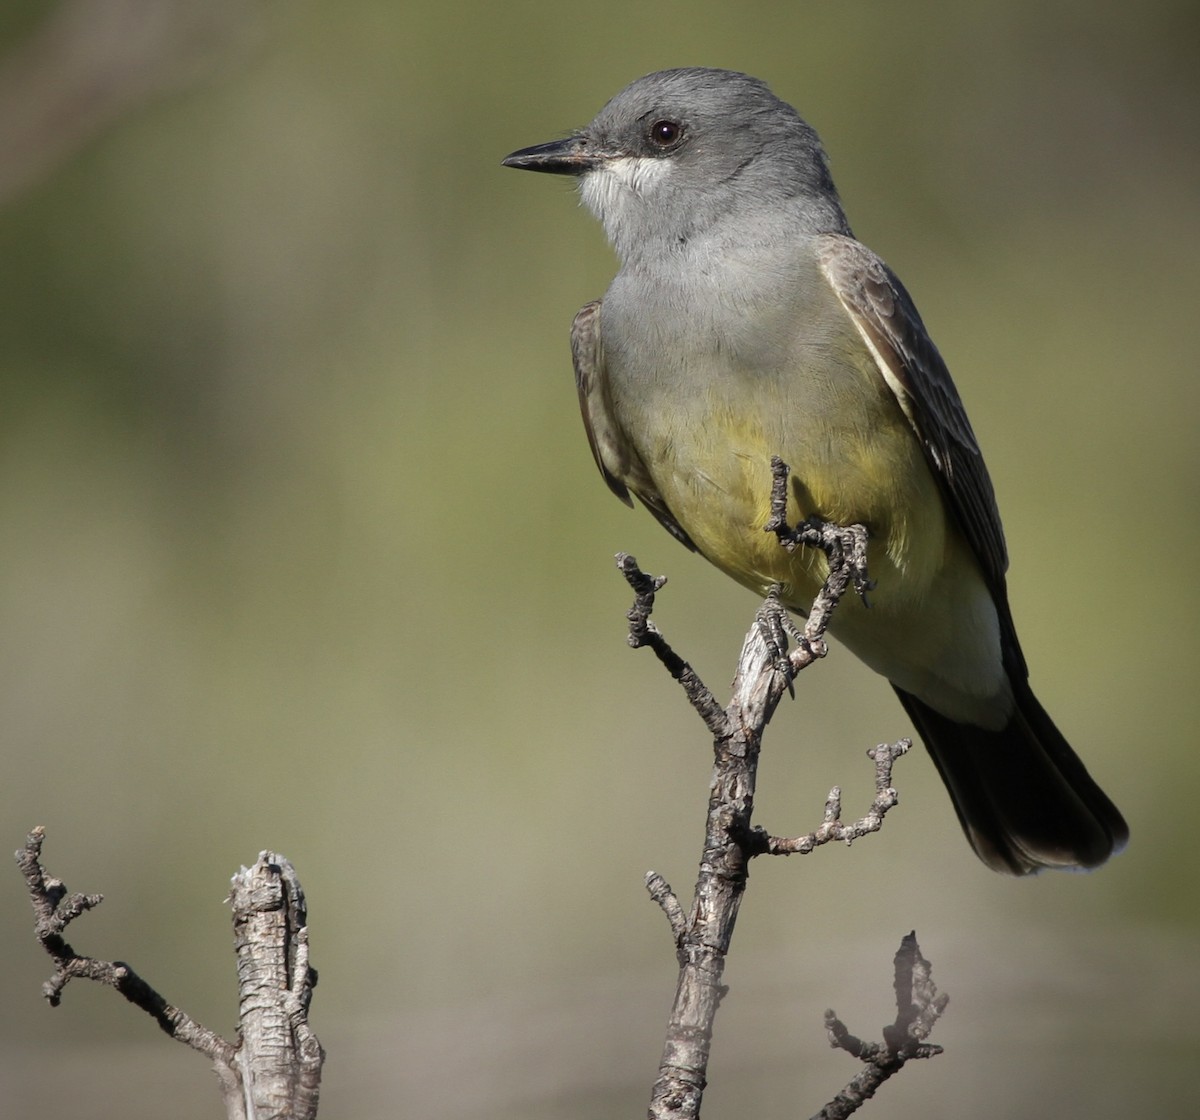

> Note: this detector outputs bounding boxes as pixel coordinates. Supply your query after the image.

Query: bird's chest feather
[600,269,946,602]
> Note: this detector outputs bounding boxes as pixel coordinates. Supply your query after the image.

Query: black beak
[502,136,597,176]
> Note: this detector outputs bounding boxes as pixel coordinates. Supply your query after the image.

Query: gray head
[503,68,849,263]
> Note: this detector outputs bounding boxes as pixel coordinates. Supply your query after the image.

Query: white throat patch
[580,156,674,228]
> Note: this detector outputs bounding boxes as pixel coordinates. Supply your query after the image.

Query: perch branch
[623,457,929,1120]
[764,455,874,666]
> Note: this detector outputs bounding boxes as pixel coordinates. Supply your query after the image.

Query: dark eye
[648,119,684,148]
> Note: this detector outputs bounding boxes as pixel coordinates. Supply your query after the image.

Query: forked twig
[620,458,940,1120]
[813,932,948,1120]
[16,827,323,1120]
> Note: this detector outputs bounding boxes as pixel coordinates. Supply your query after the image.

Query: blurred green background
[1,1,1196,1117]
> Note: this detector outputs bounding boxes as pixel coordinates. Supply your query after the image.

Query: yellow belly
[647,398,945,608]
[631,396,1008,725]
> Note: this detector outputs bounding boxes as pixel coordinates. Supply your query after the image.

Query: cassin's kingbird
[503,68,1127,874]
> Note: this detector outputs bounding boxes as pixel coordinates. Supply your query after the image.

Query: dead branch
[15,827,323,1120]
[812,932,948,1120]
[620,466,941,1120]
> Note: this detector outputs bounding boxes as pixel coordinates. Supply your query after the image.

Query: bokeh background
[1,2,1196,1117]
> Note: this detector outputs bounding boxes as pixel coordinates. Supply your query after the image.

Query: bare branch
[623,575,917,1119]
[229,852,325,1119]
[624,464,931,1120]
[15,829,324,1120]
[617,553,729,737]
[15,826,237,1067]
[750,739,912,856]
[764,456,873,603]
[645,871,688,956]
[813,932,948,1120]
[627,568,790,1120]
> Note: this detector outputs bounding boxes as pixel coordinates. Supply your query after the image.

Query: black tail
[894,680,1128,875]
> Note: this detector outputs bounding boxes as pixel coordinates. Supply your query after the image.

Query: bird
[502,67,1127,874]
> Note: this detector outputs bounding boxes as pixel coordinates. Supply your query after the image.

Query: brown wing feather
[817,234,1024,673]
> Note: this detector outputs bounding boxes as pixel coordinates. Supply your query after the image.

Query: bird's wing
[817,234,1012,604]
[571,300,698,550]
